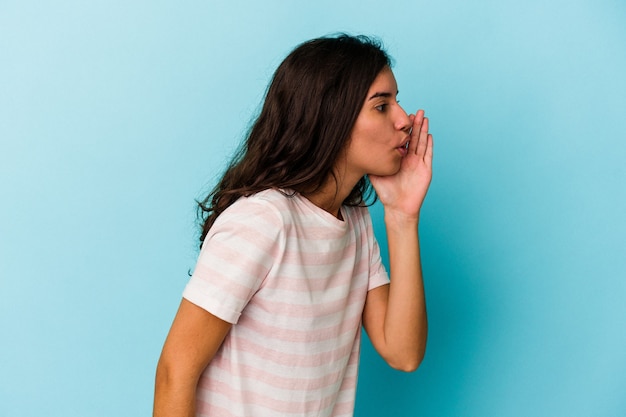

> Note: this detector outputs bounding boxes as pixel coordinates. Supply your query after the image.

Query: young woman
[154,34,433,417]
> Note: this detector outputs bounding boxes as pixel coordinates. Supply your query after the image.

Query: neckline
[290,191,348,229]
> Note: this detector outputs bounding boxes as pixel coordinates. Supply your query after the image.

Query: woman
[154,34,433,417]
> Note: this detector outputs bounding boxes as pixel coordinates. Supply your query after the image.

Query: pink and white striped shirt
[183,189,389,417]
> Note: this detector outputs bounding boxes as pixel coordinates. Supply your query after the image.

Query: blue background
[1,0,625,416]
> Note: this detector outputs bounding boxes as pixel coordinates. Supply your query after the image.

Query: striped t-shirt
[183,188,389,417]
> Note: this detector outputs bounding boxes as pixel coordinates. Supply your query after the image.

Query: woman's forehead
[366,68,398,98]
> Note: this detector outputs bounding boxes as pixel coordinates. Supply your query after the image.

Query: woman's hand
[369,109,434,220]
[363,110,432,371]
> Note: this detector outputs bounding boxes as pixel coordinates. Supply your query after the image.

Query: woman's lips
[396,140,409,156]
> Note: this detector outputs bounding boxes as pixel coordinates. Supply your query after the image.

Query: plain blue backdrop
[1,0,625,416]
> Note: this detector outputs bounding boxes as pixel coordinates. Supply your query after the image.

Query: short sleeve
[361,208,390,291]
[368,237,389,291]
[183,198,283,324]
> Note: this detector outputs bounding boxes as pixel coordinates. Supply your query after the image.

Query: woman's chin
[369,165,402,178]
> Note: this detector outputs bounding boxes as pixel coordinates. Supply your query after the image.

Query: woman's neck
[302,172,359,220]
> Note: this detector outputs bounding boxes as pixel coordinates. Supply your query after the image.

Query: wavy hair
[197,34,391,244]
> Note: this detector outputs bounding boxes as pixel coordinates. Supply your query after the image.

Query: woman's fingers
[407,110,423,155]
[425,134,433,168]
[409,109,430,161]
[416,116,429,158]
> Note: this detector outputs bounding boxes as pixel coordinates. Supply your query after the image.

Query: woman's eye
[375,104,388,112]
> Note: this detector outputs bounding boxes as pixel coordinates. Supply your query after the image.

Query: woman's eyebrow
[368,90,399,100]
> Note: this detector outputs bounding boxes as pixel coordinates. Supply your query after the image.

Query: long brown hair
[197,34,391,244]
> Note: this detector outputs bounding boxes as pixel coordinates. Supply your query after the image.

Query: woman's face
[341,67,412,181]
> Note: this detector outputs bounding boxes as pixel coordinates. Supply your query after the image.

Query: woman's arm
[363,109,433,371]
[153,299,232,417]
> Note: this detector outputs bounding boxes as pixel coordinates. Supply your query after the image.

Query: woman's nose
[395,105,412,132]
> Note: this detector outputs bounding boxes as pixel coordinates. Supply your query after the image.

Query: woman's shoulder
[227,189,373,230]
[219,189,293,224]
[247,188,293,204]
[234,188,296,213]
[205,190,289,244]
